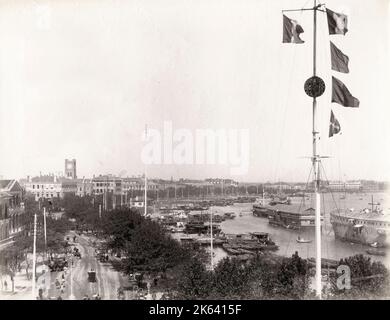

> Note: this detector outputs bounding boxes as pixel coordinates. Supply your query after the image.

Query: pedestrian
[4,280,8,291]
[38,288,44,300]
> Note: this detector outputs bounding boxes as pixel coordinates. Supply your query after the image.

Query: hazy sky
[0,0,389,182]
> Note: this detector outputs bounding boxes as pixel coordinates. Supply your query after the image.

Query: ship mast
[312,0,322,300]
[284,0,325,299]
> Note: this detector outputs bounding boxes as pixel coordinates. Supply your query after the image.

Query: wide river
[203,192,390,268]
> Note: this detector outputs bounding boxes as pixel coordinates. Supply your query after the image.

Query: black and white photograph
[0,0,389,306]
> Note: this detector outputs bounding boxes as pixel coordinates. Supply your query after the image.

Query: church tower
[65,159,77,179]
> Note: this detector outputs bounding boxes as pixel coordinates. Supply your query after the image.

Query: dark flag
[283,15,304,44]
[332,76,360,108]
[329,110,341,137]
[326,8,348,35]
[330,41,349,73]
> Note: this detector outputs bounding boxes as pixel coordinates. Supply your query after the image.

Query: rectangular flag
[326,8,348,35]
[330,41,349,73]
[329,110,341,137]
[283,15,304,44]
[332,76,360,108]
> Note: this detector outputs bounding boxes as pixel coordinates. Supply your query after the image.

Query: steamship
[330,199,390,247]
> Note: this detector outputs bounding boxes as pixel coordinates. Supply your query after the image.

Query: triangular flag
[332,76,360,108]
[326,8,348,35]
[283,15,305,44]
[330,41,349,73]
[329,110,341,137]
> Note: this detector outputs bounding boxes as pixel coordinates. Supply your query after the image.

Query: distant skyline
[0,0,389,183]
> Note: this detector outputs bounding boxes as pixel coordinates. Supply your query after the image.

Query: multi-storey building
[205,178,239,187]
[0,180,25,242]
[92,175,123,195]
[327,181,362,192]
[76,178,93,197]
[22,175,78,200]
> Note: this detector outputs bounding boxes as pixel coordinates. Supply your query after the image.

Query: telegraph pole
[32,212,37,300]
[144,125,148,216]
[43,207,47,259]
[69,258,75,300]
[210,211,214,271]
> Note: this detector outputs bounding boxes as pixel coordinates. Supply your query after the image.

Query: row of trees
[329,254,390,299]
[58,197,390,299]
[0,194,73,292]
[176,253,390,299]
[0,215,72,292]
[99,209,195,274]
[176,252,310,299]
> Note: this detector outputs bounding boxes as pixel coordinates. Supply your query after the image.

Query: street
[46,232,127,300]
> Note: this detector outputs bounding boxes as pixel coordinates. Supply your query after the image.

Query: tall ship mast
[282,0,359,298]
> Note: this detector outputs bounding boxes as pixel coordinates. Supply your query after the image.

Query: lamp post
[69,258,75,300]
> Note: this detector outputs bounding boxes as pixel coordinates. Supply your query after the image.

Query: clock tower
[65,159,77,179]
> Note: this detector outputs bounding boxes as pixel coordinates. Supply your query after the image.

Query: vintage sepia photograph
[0,0,389,305]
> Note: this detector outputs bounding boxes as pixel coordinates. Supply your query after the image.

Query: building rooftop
[265,203,315,215]
[0,180,13,189]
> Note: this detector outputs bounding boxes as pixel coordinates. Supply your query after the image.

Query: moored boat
[330,198,390,247]
[296,236,312,243]
[366,249,386,256]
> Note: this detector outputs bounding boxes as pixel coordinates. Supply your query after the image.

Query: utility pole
[69,258,75,300]
[43,207,47,259]
[32,212,37,300]
[210,210,214,271]
[144,125,148,216]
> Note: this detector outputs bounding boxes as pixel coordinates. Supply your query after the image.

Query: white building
[22,175,77,200]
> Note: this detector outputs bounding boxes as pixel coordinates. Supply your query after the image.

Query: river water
[206,192,390,268]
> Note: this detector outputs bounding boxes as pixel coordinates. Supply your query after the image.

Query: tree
[100,208,192,274]
[273,252,309,299]
[210,257,251,299]
[331,254,390,298]
[4,215,72,280]
[121,218,189,273]
[0,245,25,292]
[61,194,94,219]
[246,254,280,299]
[176,258,212,299]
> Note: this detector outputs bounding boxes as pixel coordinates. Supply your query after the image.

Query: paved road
[46,232,126,300]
